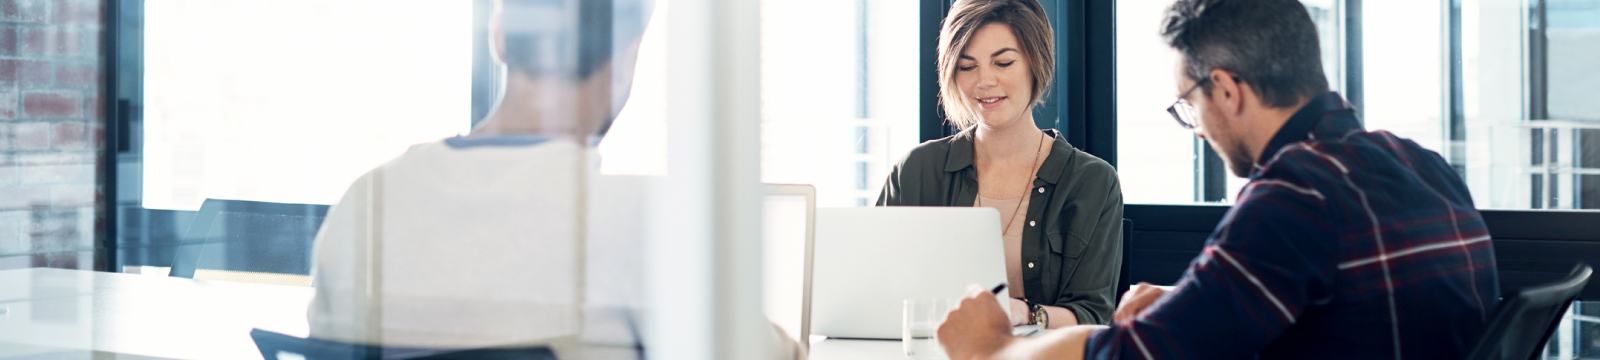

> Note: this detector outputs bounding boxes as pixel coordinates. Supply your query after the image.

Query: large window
[604,0,926,207]
[1116,0,1346,205]
[1116,0,1600,210]
[113,0,476,276]
[759,0,922,207]
[111,0,923,276]
[139,0,472,211]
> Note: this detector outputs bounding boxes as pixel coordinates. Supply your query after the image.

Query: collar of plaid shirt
[1250,92,1356,180]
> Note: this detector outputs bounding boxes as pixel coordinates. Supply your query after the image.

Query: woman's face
[955,23,1033,130]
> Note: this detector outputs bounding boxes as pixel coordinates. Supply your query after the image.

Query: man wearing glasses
[936,0,1498,359]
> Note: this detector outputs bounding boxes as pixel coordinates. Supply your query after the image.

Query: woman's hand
[1009,297,1030,326]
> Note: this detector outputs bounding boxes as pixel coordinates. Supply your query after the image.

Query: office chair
[1464,263,1592,360]
[1115,218,1132,305]
[169,199,331,284]
[251,329,560,360]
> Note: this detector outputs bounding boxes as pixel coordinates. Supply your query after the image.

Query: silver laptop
[809,206,1006,340]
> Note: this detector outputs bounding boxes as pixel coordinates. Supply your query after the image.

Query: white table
[810,339,909,360]
[0,268,314,359]
[0,268,920,359]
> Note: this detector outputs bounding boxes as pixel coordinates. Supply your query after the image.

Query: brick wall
[0,0,102,270]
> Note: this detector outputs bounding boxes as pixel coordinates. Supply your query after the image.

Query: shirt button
[1028,262,1035,269]
[1037,187,1045,193]
[1029,221,1036,227]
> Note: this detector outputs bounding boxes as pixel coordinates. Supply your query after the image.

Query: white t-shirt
[307,137,800,358]
[308,138,640,348]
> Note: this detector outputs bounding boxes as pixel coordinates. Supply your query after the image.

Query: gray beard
[1225,139,1255,178]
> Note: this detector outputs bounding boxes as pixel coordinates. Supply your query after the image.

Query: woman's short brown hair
[937,0,1055,129]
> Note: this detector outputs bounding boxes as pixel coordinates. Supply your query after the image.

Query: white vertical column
[646,0,763,358]
[709,0,766,358]
[647,0,714,357]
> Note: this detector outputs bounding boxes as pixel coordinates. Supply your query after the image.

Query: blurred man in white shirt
[307,1,802,358]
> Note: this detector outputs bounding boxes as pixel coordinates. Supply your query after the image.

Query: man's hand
[939,284,1014,360]
[1113,282,1168,322]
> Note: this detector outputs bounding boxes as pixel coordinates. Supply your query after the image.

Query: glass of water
[903,298,953,360]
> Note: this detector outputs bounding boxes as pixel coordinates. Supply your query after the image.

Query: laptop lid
[809,206,1005,340]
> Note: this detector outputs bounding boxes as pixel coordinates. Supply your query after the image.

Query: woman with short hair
[877,0,1124,328]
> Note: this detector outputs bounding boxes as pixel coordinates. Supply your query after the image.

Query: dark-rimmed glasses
[1166,78,1210,129]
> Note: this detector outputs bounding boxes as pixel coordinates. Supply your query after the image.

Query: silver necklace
[978,132,1045,235]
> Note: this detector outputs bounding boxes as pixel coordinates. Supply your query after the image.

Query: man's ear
[1208,69,1245,117]
[489,9,508,66]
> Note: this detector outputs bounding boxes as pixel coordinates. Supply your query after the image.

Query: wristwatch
[1030,303,1049,328]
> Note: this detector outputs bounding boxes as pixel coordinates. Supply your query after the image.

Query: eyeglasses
[1166,78,1210,130]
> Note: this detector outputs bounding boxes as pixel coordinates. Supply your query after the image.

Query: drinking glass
[903,298,953,360]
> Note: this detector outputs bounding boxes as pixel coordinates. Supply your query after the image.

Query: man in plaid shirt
[937,0,1498,359]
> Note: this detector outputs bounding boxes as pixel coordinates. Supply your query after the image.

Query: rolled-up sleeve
[1051,164,1124,326]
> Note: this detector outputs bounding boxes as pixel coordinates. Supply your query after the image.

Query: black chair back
[1115,218,1132,305]
[252,329,560,360]
[1465,263,1592,360]
[169,199,330,279]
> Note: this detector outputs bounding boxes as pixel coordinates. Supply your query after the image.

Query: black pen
[991,282,1007,295]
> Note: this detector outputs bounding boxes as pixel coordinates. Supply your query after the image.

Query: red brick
[23,91,82,118]
[50,121,90,149]
[19,28,86,56]
[50,184,95,207]
[0,27,16,55]
[31,252,84,270]
[54,1,100,26]
[10,121,46,150]
[54,64,96,88]
[0,59,50,88]
[1,0,48,23]
[86,92,99,120]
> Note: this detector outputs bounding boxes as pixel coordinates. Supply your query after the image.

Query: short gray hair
[1161,0,1328,109]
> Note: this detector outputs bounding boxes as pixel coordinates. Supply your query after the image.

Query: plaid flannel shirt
[1086,92,1498,360]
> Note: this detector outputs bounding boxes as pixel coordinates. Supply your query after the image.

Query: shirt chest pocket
[1046,230,1087,259]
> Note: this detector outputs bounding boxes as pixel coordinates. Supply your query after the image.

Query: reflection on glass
[173,199,329,287]
[304,0,656,355]
[0,0,105,272]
